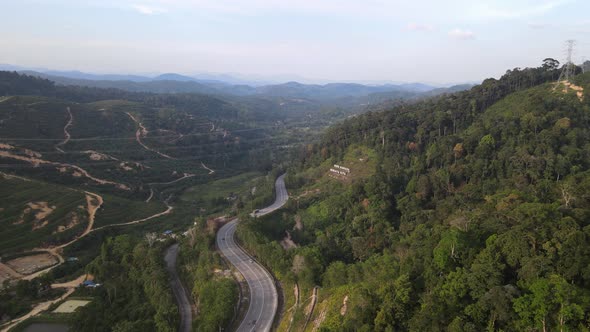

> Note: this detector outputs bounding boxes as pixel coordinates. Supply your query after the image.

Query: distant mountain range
[0,64,473,103]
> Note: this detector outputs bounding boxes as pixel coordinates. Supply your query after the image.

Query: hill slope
[238,66,590,331]
[0,72,282,256]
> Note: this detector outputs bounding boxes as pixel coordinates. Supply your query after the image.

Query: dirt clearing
[5,253,59,275]
[280,231,298,250]
[0,263,22,284]
[558,81,585,102]
[28,201,56,222]
[83,150,118,161]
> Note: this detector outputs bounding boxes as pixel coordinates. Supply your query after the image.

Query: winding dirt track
[125,112,175,160]
[147,173,196,186]
[145,188,154,202]
[93,199,173,231]
[0,148,130,190]
[201,162,215,175]
[55,107,73,153]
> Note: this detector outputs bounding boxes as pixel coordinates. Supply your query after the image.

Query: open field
[181,171,263,214]
[5,253,59,275]
[52,300,90,313]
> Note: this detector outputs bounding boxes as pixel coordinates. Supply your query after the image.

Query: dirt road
[201,162,215,175]
[126,112,175,160]
[55,107,73,153]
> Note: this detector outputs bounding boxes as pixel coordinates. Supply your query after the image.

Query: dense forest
[70,236,178,331]
[237,62,590,331]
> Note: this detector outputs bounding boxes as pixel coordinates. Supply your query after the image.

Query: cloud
[473,0,570,20]
[406,23,434,31]
[528,22,551,29]
[92,0,455,20]
[448,28,475,40]
[132,4,167,15]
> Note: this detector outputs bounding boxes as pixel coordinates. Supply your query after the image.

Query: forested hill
[242,62,590,331]
[0,71,230,110]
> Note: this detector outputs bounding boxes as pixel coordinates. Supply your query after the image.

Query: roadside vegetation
[178,219,238,331]
[70,235,178,331]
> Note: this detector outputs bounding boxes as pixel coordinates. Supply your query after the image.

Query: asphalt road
[164,244,192,332]
[251,174,288,217]
[217,173,288,331]
[218,220,278,332]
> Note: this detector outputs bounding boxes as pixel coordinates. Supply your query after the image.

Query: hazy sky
[1,0,589,83]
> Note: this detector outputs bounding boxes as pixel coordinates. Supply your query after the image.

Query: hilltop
[11,68,475,103]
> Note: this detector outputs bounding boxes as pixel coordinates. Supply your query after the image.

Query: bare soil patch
[28,202,55,221]
[559,81,585,102]
[13,201,56,230]
[84,150,117,161]
[0,263,22,284]
[280,231,298,250]
[55,210,82,233]
[340,295,349,316]
[5,253,59,275]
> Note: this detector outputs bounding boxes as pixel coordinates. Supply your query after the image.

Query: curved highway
[218,173,288,331]
[165,244,192,332]
[251,173,288,217]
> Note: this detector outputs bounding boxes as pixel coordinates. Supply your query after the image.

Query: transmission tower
[558,40,576,82]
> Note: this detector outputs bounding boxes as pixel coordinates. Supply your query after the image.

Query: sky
[0,0,589,84]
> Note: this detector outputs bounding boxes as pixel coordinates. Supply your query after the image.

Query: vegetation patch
[0,177,88,254]
[52,299,90,313]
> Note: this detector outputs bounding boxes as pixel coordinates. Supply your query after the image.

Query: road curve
[165,244,192,332]
[217,220,278,332]
[217,173,288,331]
[252,174,288,217]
